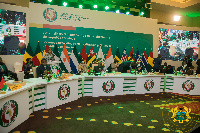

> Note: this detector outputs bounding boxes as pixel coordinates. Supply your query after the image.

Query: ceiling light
[174,15,181,21]
[105,6,109,10]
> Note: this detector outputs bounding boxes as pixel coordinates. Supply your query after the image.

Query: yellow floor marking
[123,123,133,126]
[111,121,118,124]
[77,118,83,120]
[151,120,158,122]
[148,126,155,128]
[56,117,62,119]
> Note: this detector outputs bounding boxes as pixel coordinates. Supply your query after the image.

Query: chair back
[14,62,22,73]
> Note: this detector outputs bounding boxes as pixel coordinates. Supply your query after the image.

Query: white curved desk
[0,74,200,133]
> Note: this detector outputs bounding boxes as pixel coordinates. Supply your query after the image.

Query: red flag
[149,49,153,58]
[80,45,87,63]
[43,42,49,57]
[45,42,49,53]
[128,47,135,61]
[144,48,147,59]
[0,78,5,90]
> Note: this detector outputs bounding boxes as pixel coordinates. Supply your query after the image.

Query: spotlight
[48,0,52,2]
[140,12,144,15]
[126,12,130,15]
[93,5,97,9]
[105,6,109,10]
[79,5,83,8]
[174,15,181,21]
[116,10,120,13]
[63,2,67,6]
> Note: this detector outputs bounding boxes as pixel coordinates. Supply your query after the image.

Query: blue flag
[135,48,140,62]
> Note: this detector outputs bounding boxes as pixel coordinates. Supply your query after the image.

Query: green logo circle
[182,80,195,92]
[43,8,58,22]
[102,80,115,93]
[58,84,70,100]
[144,79,154,91]
[0,100,18,127]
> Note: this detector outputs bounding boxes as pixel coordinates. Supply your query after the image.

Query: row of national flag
[23,42,155,74]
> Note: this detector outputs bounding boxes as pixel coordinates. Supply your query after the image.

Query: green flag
[53,43,68,73]
[2,83,7,91]
[72,45,81,64]
[114,47,122,64]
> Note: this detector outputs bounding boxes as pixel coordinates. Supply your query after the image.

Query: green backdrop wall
[29,27,153,56]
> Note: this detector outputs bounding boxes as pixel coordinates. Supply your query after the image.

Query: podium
[47,61,61,73]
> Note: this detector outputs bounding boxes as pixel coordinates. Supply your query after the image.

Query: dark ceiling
[31,0,151,17]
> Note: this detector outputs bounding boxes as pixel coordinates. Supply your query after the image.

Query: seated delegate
[0,57,18,81]
[23,58,35,79]
[36,58,51,78]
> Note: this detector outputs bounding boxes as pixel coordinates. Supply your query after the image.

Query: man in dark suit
[23,58,35,79]
[36,58,51,78]
[0,57,18,81]
[159,62,171,74]
[153,54,162,72]
[94,61,104,73]
[177,61,189,74]
[196,59,200,74]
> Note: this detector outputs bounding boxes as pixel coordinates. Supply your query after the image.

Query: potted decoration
[87,67,93,75]
[43,71,53,82]
[131,69,136,75]
[173,70,178,76]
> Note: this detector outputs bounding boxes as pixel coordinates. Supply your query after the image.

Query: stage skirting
[0,74,200,133]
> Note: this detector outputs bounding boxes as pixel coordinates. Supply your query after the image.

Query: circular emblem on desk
[144,79,154,91]
[58,84,70,100]
[102,80,115,93]
[43,8,57,22]
[182,80,195,92]
[0,100,18,127]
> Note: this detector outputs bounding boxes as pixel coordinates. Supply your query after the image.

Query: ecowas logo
[102,80,115,93]
[182,80,195,92]
[0,100,18,127]
[43,8,57,22]
[58,84,70,100]
[144,79,154,91]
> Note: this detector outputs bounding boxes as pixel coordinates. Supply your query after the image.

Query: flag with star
[80,45,87,63]
[121,48,127,62]
[87,46,96,67]
[114,47,122,64]
[60,44,71,73]
[147,48,154,72]
[128,47,135,61]
[53,43,68,73]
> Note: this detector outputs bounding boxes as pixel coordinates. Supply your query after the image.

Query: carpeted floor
[10,92,200,133]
